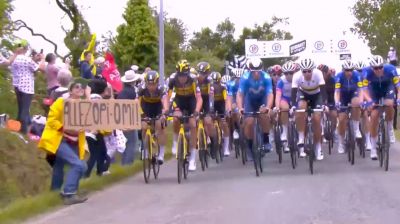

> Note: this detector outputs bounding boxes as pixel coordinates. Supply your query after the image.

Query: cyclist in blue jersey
[363,55,400,160]
[274,61,296,153]
[226,67,244,140]
[334,60,363,154]
[237,58,274,159]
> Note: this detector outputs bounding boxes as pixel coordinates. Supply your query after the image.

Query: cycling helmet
[354,61,366,71]
[272,64,282,75]
[176,59,190,73]
[190,67,198,76]
[369,55,384,67]
[210,71,222,82]
[281,61,297,73]
[247,57,263,71]
[299,58,315,70]
[196,62,211,74]
[221,74,231,84]
[144,70,160,83]
[317,64,329,73]
[342,59,355,70]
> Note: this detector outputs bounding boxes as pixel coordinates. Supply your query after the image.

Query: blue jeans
[121,130,138,165]
[51,140,87,195]
[15,88,33,134]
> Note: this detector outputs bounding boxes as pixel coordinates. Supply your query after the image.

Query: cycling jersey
[227,79,239,101]
[168,72,199,114]
[276,76,291,103]
[212,82,227,115]
[324,75,336,107]
[335,71,362,111]
[197,76,212,113]
[239,71,273,112]
[363,64,399,103]
[292,69,325,95]
[138,85,166,118]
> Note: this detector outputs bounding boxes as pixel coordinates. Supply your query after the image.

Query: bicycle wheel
[234,138,240,159]
[177,133,185,184]
[324,119,333,155]
[378,120,384,167]
[288,121,297,169]
[183,139,189,179]
[214,125,222,164]
[384,121,390,171]
[240,127,247,165]
[143,133,152,183]
[198,128,207,171]
[306,124,314,175]
[349,121,355,165]
[256,124,263,173]
[152,142,160,179]
[274,125,283,164]
[218,125,224,162]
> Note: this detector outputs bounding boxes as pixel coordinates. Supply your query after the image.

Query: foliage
[351,0,400,56]
[112,0,159,71]
[0,0,13,37]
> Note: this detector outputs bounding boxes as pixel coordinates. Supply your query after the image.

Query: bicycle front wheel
[378,120,385,168]
[274,125,283,164]
[152,142,160,179]
[306,124,314,175]
[177,133,185,184]
[288,122,297,169]
[384,121,390,171]
[143,133,152,183]
[198,128,207,171]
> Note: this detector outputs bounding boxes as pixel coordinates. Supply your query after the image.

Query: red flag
[102,52,123,93]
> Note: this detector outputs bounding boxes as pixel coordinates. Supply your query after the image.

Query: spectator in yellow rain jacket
[38,81,88,205]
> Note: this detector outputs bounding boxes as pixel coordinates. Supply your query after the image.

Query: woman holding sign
[38,81,88,205]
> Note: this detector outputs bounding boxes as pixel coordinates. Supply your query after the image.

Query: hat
[131,65,139,71]
[121,70,140,83]
[95,57,105,64]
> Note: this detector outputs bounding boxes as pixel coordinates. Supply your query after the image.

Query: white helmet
[221,74,231,84]
[342,59,355,70]
[354,61,366,71]
[281,61,297,73]
[247,57,263,71]
[369,55,384,67]
[299,58,315,70]
[231,68,245,78]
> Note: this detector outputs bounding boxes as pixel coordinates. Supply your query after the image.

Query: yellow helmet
[144,70,160,84]
[176,59,190,73]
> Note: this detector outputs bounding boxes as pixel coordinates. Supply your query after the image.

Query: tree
[351,0,400,56]
[214,18,236,60]
[0,0,13,37]
[55,0,92,66]
[112,0,158,71]
[164,18,187,75]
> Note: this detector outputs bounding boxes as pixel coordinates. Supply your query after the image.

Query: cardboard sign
[64,99,141,131]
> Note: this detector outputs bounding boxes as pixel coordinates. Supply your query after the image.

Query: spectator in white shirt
[387,47,398,66]
[11,40,46,133]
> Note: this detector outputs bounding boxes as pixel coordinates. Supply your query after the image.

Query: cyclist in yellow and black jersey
[210,71,230,157]
[138,71,169,164]
[167,60,203,171]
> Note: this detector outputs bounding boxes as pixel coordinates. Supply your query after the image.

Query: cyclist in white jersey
[291,58,327,160]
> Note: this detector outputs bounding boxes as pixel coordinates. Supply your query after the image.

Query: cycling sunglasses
[373,66,383,70]
[344,69,353,72]
[302,69,312,74]
[283,71,294,75]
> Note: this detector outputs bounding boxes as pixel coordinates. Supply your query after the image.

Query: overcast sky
[11,0,375,70]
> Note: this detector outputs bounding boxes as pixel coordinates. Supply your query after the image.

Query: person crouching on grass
[38,81,88,205]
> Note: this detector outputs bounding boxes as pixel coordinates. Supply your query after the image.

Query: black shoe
[63,194,88,205]
[157,159,164,165]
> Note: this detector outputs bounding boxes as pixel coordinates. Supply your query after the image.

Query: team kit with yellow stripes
[138,55,400,181]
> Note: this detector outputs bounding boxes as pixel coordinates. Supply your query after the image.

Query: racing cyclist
[334,60,363,154]
[138,71,169,164]
[226,67,245,144]
[362,55,400,160]
[168,60,203,171]
[237,57,274,160]
[291,58,327,160]
[274,61,296,153]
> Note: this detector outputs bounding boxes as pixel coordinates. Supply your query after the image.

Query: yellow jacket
[38,98,86,160]
[80,33,97,75]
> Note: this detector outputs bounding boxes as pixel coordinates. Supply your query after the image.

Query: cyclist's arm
[362,77,372,102]
[265,75,273,109]
[161,94,169,114]
[275,80,283,108]
[266,92,273,110]
[291,88,298,107]
[356,75,364,102]
[237,92,244,111]
[194,83,202,113]
[226,95,233,112]
[334,78,341,104]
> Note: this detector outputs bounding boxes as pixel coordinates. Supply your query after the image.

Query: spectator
[49,69,73,100]
[80,51,94,79]
[38,81,88,205]
[85,79,112,177]
[11,39,46,134]
[45,53,60,96]
[94,56,105,76]
[117,70,140,165]
[388,47,398,66]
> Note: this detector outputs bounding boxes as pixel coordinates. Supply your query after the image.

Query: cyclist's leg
[337,112,347,154]
[310,93,323,160]
[188,100,198,171]
[259,109,272,152]
[216,101,230,156]
[369,107,379,159]
[296,97,307,157]
[172,109,182,155]
[244,101,256,160]
[279,98,290,141]
[350,96,362,138]
[329,108,338,142]
[155,119,166,163]
[384,88,396,143]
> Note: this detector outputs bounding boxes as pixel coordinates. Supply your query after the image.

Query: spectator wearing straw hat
[117,70,140,165]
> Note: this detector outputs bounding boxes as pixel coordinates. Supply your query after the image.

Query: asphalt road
[28,143,400,224]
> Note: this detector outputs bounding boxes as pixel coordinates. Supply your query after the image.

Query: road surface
[28,144,400,224]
